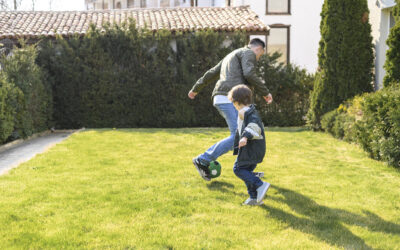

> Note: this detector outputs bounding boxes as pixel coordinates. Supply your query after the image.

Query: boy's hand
[188,91,197,99]
[239,137,248,148]
[263,94,273,104]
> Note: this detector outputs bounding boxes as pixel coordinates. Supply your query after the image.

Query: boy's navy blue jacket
[233,104,266,167]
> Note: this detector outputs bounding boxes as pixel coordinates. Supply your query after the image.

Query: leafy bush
[321,108,356,142]
[356,86,400,167]
[0,78,23,143]
[256,52,314,126]
[383,21,400,87]
[0,43,52,143]
[321,87,400,168]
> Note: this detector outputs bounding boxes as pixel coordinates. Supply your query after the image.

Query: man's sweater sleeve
[190,60,222,93]
[241,50,270,96]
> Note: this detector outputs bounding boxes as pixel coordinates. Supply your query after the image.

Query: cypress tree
[383,1,400,87]
[308,0,374,129]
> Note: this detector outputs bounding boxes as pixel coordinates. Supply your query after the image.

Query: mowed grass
[1,128,400,249]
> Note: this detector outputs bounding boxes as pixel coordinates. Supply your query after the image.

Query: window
[116,1,121,8]
[128,0,142,8]
[160,0,170,7]
[94,1,103,9]
[174,0,181,6]
[266,0,291,15]
[267,25,290,64]
[87,3,94,10]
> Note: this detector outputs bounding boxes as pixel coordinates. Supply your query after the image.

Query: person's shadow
[207,181,242,196]
[263,185,400,249]
[207,182,400,249]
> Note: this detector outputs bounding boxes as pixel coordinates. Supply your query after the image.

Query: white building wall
[232,0,323,73]
[368,0,396,89]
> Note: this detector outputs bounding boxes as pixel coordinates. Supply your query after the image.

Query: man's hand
[188,91,197,99]
[263,93,273,104]
[239,137,248,148]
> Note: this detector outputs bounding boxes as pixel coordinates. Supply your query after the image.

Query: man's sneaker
[242,198,264,206]
[192,158,211,181]
[256,182,270,203]
[254,172,264,178]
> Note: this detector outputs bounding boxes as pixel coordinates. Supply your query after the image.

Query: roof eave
[377,0,397,9]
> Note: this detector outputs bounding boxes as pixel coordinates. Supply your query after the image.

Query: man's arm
[241,50,270,97]
[189,60,223,95]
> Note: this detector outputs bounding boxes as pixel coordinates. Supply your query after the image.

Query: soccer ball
[208,161,221,179]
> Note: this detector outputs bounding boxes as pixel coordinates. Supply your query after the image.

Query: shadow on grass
[206,181,244,196]
[262,185,400,249]
[205,182,400,248]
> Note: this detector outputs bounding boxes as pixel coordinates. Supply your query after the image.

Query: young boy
[228,84,270,206]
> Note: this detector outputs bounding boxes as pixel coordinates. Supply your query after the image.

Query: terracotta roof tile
[0,6,268,39]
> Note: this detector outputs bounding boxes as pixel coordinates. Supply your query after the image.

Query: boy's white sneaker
[242,198,264,206]
[256,182,270,203]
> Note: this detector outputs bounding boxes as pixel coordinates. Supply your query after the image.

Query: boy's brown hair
[228,84,253,105]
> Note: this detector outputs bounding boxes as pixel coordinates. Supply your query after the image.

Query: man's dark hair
[228,84,253,105]
[249,38,265,49]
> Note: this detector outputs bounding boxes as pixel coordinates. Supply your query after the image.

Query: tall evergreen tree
[308,0,374,129]
[383,1,400,87]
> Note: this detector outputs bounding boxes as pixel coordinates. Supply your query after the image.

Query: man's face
[254,46,265,61]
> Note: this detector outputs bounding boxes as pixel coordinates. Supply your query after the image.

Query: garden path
[0,132,72,175]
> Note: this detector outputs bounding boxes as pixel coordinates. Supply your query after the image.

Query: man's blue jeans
[198,103,238,163]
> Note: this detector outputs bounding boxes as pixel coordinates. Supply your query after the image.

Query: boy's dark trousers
[233,160,263,199]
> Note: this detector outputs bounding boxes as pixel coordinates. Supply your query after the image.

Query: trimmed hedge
[0,44,52,144]
[37,24,246,128]
[0,78,23,143]
[37,23,313,129]
[321,87,400,168]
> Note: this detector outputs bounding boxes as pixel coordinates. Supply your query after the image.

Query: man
[188,38,273,181]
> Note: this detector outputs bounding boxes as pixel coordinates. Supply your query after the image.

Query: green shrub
[321,104,356,141]
[356,86,400,167]
[1,43,52,140]
[308,0,374,129]
[321,109,339,135]
[0,78,24,143]
[256,52,314,126]
[383,21,400,87]
[321,87,400,168]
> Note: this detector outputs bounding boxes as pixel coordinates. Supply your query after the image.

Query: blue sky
[7,0,85,11]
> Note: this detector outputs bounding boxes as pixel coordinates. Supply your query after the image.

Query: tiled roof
[0,6,268,39]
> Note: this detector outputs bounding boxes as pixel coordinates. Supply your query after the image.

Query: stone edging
[0,128,85,153]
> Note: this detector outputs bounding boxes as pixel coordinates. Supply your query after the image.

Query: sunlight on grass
[0,128,399,249]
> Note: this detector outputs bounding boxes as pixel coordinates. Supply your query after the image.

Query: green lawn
[1,128,400,249]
